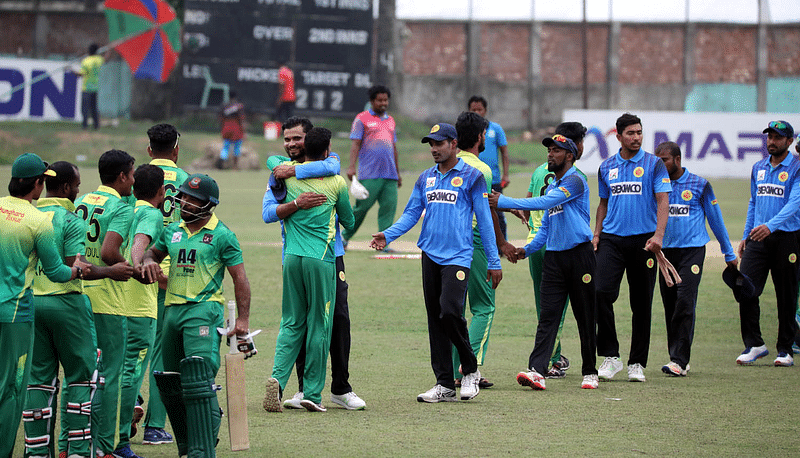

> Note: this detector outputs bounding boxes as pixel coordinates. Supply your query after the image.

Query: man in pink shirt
[345,85,401,251]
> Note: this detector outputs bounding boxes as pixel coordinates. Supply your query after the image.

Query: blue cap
[421,123,457,143]
[269,173,287,202]
[542,134,579,158]
[763,120,794,138]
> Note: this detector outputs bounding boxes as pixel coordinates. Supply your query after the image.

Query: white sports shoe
[283,391,303,409]
[597,356,624,381]
[736,345,769,365]
[581,374,599,389]
[331,392,366,410]
[300,399,327,412]
[627,363,646,382]
[774,352,794,367]
[516,369,546,390]
[460,370,481,400]
[417,384,457,403]
[661,361,688,377]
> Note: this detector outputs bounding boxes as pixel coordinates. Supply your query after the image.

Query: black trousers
[528,242,597,376]
[739,230,800,355]
[81,91,99,129]
[595,232,658,367]
[659,246,705,368]
[421,252,476,390]
[295,255,352,395]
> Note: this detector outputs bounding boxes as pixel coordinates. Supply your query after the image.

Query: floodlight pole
[756,0,768,112]
[582,0,588,109]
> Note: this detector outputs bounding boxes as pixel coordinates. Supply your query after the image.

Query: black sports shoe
[478,377,494,388]
[554,355,571,371]
[545,367,566,379]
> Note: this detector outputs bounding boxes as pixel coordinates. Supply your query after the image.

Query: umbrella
[104,0,181,83]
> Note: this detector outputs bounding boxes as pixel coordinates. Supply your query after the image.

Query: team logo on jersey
[451,177,463,187]
[559,186,571,198]
[430,124,440,133]
[609,168,619,180]
[199,326,209,337]
[548,205,564,216]
[681,190,693,201]
[426,177,436,188]
[582,273,592,284]
[188,177,202,189]
[757,170,766,181]
[646,258,655,268]
[779,171,789,182]
[757,184,784,197]
[202,234,214,244]
[171,232,182,243]
[669,204,690,216]
[691,264,700,274]
[487,129,496,138]
[482,193,488,198]
[790,253,797,263]
[426,189,458,204]
[456,270,466,281]
[610,182,642,196]
[633,167,644,178]
[711,199,718,205]
[662,178,671,183]
[339,271,346,282]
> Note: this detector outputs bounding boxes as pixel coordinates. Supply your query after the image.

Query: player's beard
[548,158,566,173]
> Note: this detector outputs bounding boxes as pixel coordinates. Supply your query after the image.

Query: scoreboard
[180,0,374,117]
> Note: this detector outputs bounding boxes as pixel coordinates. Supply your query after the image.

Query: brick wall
[619,25,684,85]
[0,12,106,56]
[693,25,757,83]
[0,13,36,54]
[402,22,466,76]
[478,23,529,82]
[768,25,800,76]
[540,23,608,85]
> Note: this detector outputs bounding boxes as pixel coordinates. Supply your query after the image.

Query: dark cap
[722,265,757,303]
[268,173,287,202]
[763,120,794,138]
[178,173,220,205]
[12,153,56,179]
[421,123,457,144]
[542,134,579,158]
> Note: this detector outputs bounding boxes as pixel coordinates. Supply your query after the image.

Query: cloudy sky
[396,0,800,23]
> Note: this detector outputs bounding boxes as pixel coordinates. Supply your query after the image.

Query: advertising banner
[0,57,80,122]
[563,110,800,178]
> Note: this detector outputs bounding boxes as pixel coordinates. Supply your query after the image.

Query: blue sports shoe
[142,427,174,445]
[112,444,144,458]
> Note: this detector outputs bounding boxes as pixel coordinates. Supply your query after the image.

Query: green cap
[11,153,56,179]
[178,173,219,205]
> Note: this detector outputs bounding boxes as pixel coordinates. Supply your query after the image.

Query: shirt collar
[555,166,577,185]
[150,158,177,168]
[616,148,645,163]
[675,167,690,183]
[97,185,122,198]
[367,108,388,119]
[179,213,219,235]
[135,200,155,208]
[436,158,465,178]
[776,153,795,169]
[37,197,76,212]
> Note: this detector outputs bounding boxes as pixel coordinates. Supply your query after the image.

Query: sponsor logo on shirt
[757,170,766,181]
[171,232,182,243]
[83,194,108,205]
[548,204,564,216]
[669,204,690,216]
[482,192,488,198]
[609,168,619,180]
[487,129,496,138]
[681,190,693,201]
[426,177,436,188]
[662,178,671,183]
[426,189,458,204]
[367,122,377,127]
[711,199,718,205]
[164,170,177,181]
[610,181,642,195]
[451,177,463,187]
[757,184,784,197]
[633,167,644,178]
[202,234,214,244]
[559,186,571,198]
[779,171,789,182]
[199,326,209,337]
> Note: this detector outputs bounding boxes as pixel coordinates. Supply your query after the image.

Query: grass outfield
[3,120,797,456]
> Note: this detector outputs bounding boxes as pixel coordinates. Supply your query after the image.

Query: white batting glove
[236,329,261,359]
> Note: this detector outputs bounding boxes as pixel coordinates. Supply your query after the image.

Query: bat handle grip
[227,300,238,354]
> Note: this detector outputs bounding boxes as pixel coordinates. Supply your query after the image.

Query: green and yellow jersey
[457,151,493,245]
[32,197,86,296]
[0,196,72,323]
[75,186,134,315]
[123,201,163,318]
[283,167,354,262]
[151,158,189,278]
[79,54,104,92]
[154,214,243,306]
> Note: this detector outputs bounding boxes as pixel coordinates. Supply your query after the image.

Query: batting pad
[181,356,221,458]
[154,371,189,456]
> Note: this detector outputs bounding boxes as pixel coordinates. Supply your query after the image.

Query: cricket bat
[224,300,250,451]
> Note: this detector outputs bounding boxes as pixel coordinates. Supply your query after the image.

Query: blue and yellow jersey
[0,196,72,323]
[32,197,86,296]
[598,148,672,236]
[75,186,134,315]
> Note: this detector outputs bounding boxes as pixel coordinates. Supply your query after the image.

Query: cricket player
[23,161,134,458]
[735,120,800,367]
[0,153,87,458]
[115,164,165,458]
[654,142,738,376]
[143,123,188,445]
[262,117,366,411]
[141,173,253,457]
[452,111,517,389]
[75,149,136,457]
[263,127,356,413]
[370,123,502,403]
[594,113,671,383]
[493,135,598,390]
